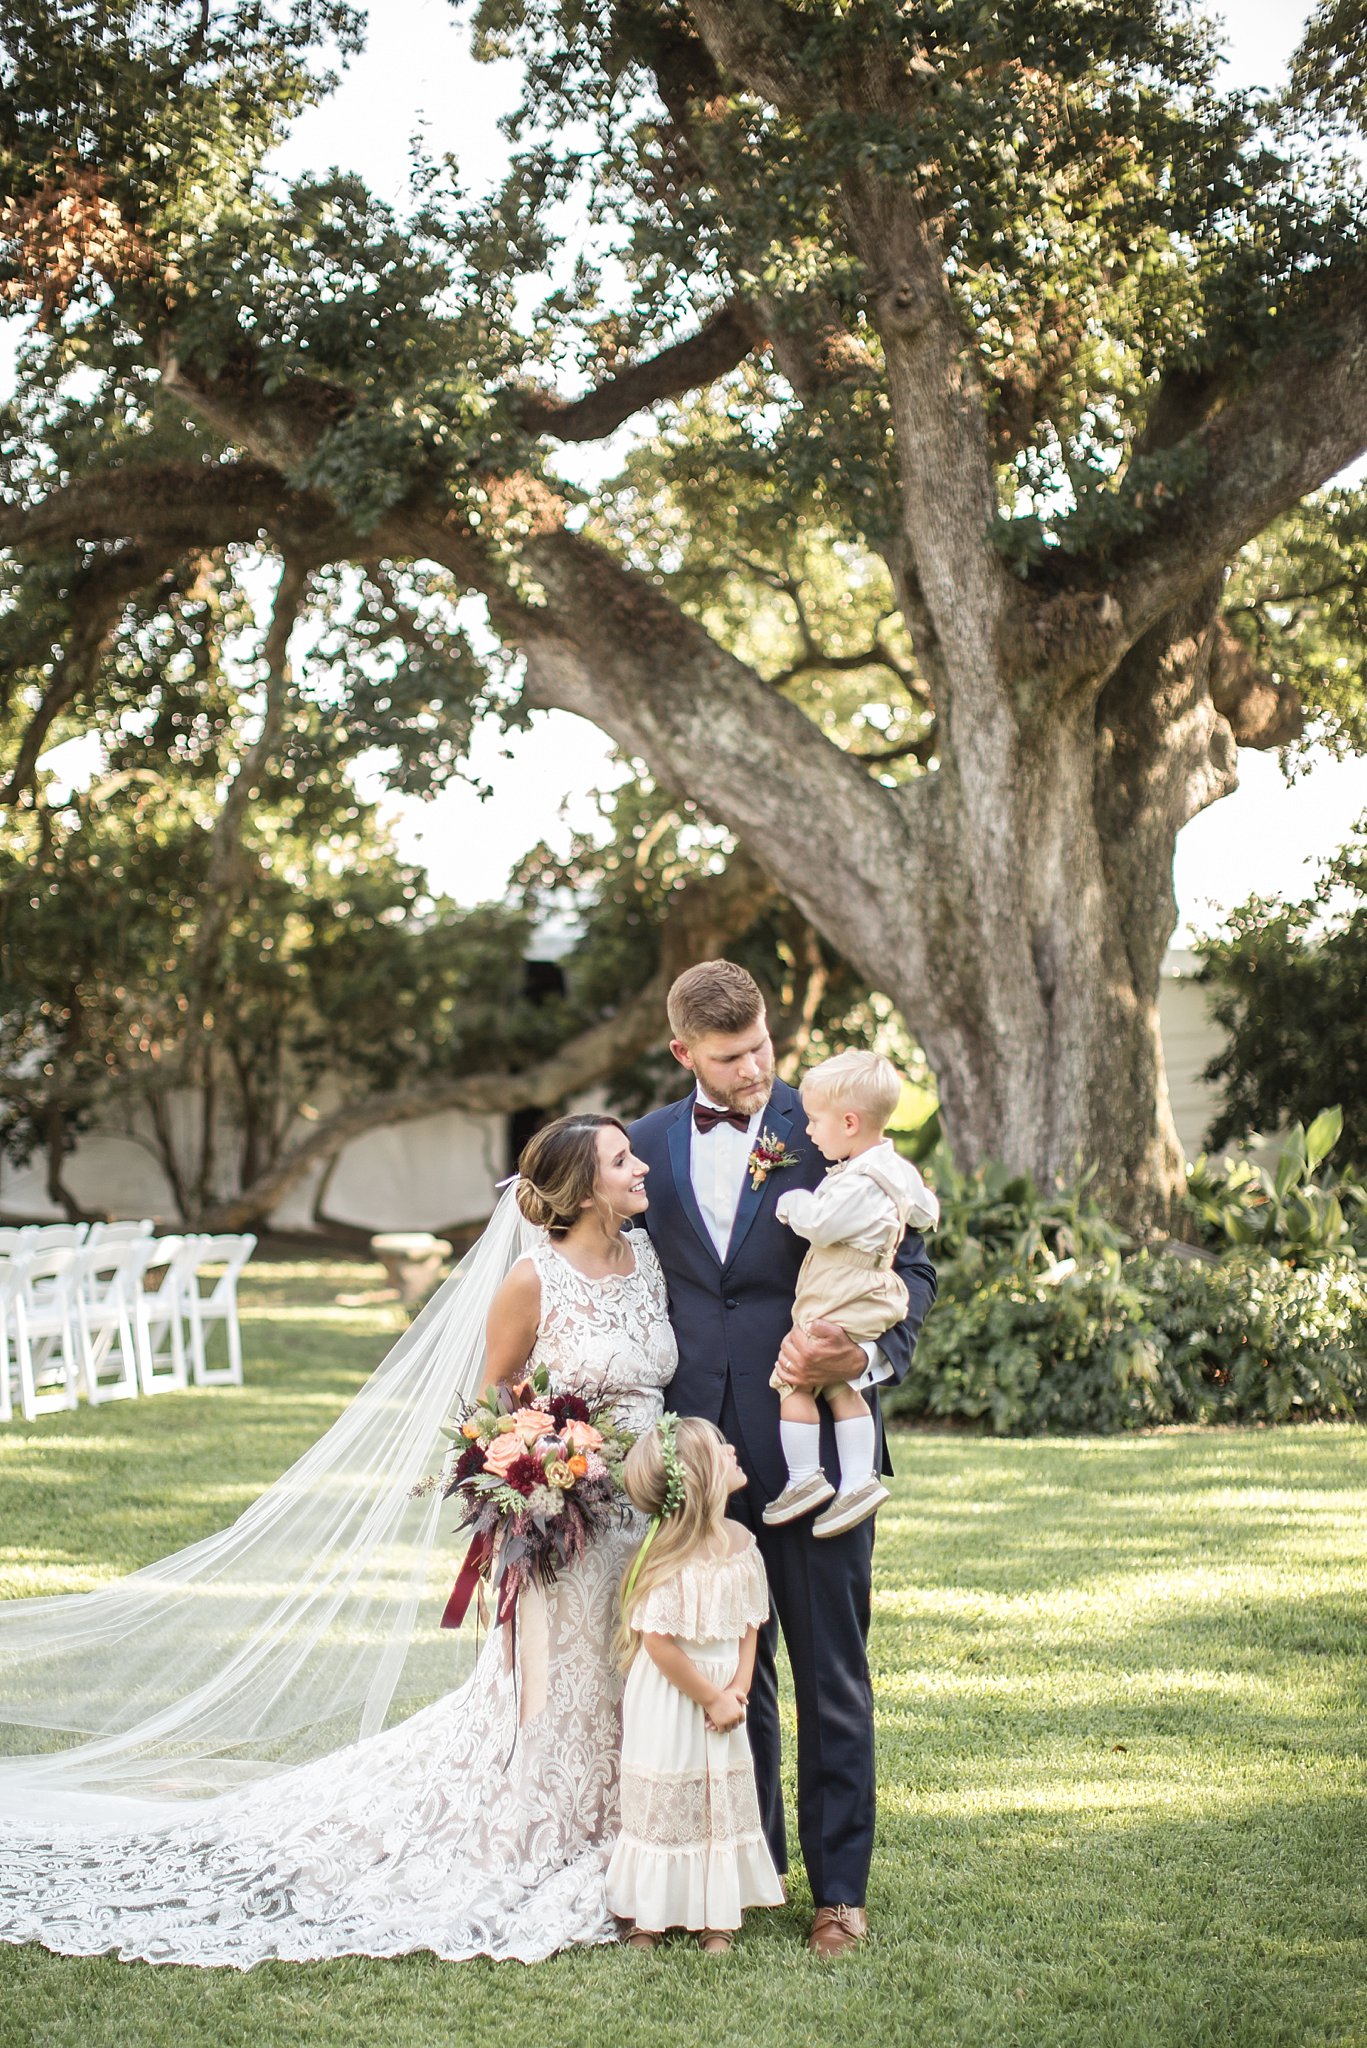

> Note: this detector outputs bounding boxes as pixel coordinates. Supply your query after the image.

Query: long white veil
[0,1185,537,1827]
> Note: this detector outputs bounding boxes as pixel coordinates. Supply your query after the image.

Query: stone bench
[369,1232,453,1308]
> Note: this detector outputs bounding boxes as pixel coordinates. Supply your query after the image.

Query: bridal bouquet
[435,1366,633,1630]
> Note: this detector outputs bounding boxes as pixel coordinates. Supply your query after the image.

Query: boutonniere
[748,1128,801,1191]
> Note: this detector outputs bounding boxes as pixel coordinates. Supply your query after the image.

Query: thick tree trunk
[507,530,1234,1231]
[901,699,1192,1230]
[861,604,1236,1229]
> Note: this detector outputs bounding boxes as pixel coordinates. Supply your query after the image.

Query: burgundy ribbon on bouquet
[440,1527,495,1631]
[442,1531,548,1723]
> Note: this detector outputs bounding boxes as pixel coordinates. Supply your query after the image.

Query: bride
[0,1113,676,1968]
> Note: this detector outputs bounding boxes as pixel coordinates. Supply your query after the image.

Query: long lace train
[0,1232,678,1967]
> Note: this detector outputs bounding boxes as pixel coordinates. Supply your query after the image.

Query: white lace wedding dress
[0,1235,677,1969]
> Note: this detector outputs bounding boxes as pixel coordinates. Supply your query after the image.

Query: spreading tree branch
[493,523,931,998]
[0,461,337,556]
[0,544,177,806]
[179,554,309,1068]
[1046,291,1367,682]
[512,301,759,441]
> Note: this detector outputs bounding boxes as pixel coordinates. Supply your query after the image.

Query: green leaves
[0,539,564,1215]
[1306,1103,1345,1169]
[887,1201,1367,1435]
[1220,487,1367,759]
[1196,816,1367,1154]
[1183,1109,1365,1263]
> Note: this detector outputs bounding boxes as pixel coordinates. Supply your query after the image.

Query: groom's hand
[774,1319,864,1390]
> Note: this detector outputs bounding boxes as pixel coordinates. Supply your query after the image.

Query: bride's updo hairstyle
[615,1418,732,1668]
[515,1113,631,1237]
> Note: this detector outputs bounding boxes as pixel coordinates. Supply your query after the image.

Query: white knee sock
[833,1415,877,1493]
[780,1420,822,1483]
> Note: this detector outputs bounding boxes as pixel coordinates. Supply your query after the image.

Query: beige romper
[769,1159,921,1407]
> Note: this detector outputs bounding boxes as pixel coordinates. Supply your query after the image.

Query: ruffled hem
[629,1540,769,1642]
[604,1835,784,1933]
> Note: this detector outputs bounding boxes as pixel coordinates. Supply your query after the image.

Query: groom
[629,959,936,1955]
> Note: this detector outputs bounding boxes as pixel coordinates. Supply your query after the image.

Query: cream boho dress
[606,1533,784,1933]
[0,1234,676,1968]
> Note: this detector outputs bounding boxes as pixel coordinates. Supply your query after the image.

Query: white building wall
[1155,949,1224,1160]
[0,1088,509,1233]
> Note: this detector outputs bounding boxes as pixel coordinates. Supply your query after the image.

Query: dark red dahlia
[502,1453,546,1497]
[550,1393,590,1426]
[452,1443,487,1484]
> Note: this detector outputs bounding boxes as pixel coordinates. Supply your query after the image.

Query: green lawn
[1,1260,1364,2048]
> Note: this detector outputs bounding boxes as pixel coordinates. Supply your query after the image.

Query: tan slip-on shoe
[761,1472,836,1526]
[811,1479,889,1538]
[808,1904,868,1956]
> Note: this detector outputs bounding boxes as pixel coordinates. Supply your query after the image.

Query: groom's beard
[705,1068,775,1119]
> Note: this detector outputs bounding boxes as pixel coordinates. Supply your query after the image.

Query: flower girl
[607,1416,784,1951]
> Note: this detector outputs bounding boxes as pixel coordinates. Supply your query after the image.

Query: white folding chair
[87,1219,155,1248]
[11,1249,82,1418]
[0,1228,30,1256]
[0,1255,30,1422]
[133,1235,200,1395]
[186,1234,256,1386]
[24,1223,90,1251]
[73,1241,149,1405]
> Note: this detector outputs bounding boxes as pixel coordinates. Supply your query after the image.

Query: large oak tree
[3,0,1365,1226]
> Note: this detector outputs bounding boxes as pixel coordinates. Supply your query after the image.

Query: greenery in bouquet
[440,1366,632,1617]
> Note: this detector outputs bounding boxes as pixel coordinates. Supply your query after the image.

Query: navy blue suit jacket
[629,1078,937,1498]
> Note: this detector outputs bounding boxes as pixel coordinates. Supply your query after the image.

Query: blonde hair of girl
[614,1418,733,1670]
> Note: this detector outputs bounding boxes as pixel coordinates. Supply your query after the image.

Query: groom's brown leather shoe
[808,1904,868,1956]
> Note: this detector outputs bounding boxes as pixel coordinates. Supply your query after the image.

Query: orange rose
[567,1454,588,1478]
[563,1419,604,1452]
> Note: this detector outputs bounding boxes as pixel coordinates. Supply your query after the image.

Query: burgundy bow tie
[693,1101,751,1136]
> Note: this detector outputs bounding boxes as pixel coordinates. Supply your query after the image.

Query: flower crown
[622,1415,688,1615]
[656,1412,687,1520]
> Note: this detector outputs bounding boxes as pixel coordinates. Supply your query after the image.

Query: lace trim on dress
[619,1763,766,1852]
[628,1541,769,1642]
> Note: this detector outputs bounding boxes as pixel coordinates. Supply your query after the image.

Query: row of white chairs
[0,1219,174,1254]
[0,1225,256,1424]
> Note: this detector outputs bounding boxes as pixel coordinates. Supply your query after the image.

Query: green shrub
[890,1246,1367,1434]
[1140,1250,1367,1424]
[913,1142,1126,1268]
[890,1130,1367,1433]
[893,1247,1168,1434]
[1184,1107,1367,1262]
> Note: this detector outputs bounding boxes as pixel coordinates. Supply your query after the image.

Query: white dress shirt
[688,1088,763,1259]
[689,1088,891,1389]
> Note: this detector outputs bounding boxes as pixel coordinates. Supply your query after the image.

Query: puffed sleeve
[630,1540,770,1639]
